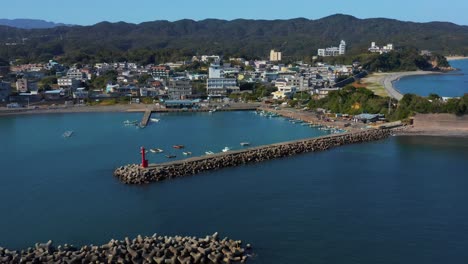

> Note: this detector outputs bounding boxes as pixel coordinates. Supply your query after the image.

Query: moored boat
[150,118,160,122]
[240,142,250,147]
[222,147,231,152]
[173,145,185,149]
[165,154,176,159]
[183,151,192,156]
[205,151,215,155]
[150,148,164,153]
[62,131,73,138]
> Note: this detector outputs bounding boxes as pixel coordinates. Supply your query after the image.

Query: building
[0,81,11,102]
[167,78,192,100]
[201,55,221,62]
[272,86,297,99]
[270,50,282,62]
[339,40,346,55]
[16,78,29,93]
[44,89,65,100]
[369,42,394,54]
[206,78,239,97]
[209,63,222,78]
[318,40,346,57]
[73,87,89,100]
[66,69,85,80]
[58,77,81,90]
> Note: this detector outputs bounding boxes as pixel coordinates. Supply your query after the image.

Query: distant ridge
[0,14,467,62]
[0,19,72,29]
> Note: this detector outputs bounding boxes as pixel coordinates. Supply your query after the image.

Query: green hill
[1,14,467,63]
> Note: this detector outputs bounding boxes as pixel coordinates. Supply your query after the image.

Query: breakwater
[0,233,251,264]
[115,129,391,185]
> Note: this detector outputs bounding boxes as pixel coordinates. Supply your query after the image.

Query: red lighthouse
[141,147,148,168]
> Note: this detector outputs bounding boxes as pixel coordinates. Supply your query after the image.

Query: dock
[140,109,152,127]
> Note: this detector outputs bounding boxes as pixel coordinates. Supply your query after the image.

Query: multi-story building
[209,63,222,78]
[270,50,282,62]
[272,86,297,99]
[58,77,81,90]
[66,69,85,80]
[318,40,346,57]
[206,78,239,97]
[16,78,29,92]
[0,81,11,102]
[369,42,394,54]
[167,78,192,100]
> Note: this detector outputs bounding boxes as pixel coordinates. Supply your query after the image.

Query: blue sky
[3,0,468,26]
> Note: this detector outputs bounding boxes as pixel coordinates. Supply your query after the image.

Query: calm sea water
[2,112,468,263]
[396,59,468,97]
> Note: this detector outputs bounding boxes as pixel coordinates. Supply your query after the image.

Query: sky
[2,0,468,26]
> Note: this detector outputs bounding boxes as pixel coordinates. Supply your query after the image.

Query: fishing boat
[62,131,73,138]
[240,142,250,147]
[123,120,138,126]
[208,109,216,113]
[205,151,215,155]
[150,118,160,122]
[150,148,164,153]
[166,154,176,159]
[183,151,192,156]
[222,147,231,152]
[173,145,185,149]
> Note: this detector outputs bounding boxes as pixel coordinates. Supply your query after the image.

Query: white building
[339,40,346,55]
[318,40,346,57]
[270,50,282,62]
[201,55,221,63]
[209,63,222,78]
[206,78,239,97]
[369,42,394,54]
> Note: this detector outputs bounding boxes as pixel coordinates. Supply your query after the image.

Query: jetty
[114,128,391,185]
[0,232,251,263]
[140,109,152,127]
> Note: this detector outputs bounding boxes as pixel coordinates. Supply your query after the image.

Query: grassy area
[356,73,390,97]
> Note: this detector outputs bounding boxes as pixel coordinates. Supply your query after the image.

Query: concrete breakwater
[115,129,391,185]
[0,232,251,264]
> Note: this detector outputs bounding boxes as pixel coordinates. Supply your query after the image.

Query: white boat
[222,147,231,152]
[62,131,73,138]
[124,120,138,125]
[240,142,250,147]
[205,151,215,155]
[150,148,164,153]
[150,118,160,122]
[183,151,192,156]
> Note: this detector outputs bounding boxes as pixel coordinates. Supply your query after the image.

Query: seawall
[114,129,391,185]
[0,233,251,264]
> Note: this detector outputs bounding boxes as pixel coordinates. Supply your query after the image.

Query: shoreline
[380,71,442,100]
[446,56,468,61]
[0,103,260,117]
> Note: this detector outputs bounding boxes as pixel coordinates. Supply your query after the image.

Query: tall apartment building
[270,50,282,62]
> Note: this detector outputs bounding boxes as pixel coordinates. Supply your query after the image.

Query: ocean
[395,59,468,97]
[2,112,468,263]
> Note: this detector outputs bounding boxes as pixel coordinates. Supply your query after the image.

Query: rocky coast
[0,232,251,264]
[115,129,391,185]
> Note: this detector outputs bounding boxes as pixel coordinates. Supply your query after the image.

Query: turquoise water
[2,112,468,263]
[396,59,468,97]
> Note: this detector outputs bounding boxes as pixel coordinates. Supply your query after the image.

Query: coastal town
[0,41,377,111]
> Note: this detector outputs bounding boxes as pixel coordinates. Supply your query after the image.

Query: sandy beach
[446,56,468,61]
[363,71,442,100]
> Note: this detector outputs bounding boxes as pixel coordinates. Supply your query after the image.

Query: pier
[114,129,392,184]
[140,109,152,127]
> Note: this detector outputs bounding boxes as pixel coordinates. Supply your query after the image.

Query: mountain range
[0,14,467,63]
[0,19,71,29]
